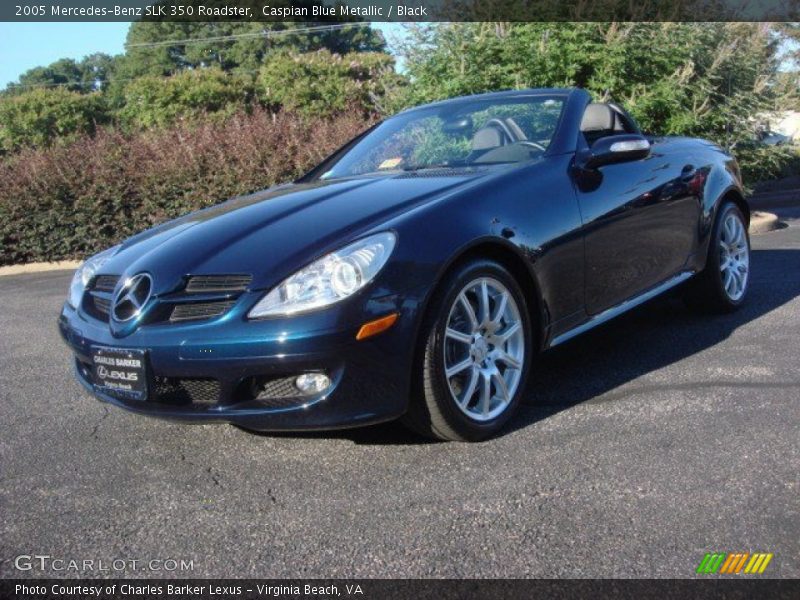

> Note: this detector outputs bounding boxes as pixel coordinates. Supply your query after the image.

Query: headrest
[472,126,504,150]
[580,103,615,132]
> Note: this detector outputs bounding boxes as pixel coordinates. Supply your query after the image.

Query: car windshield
[313,95,565,181]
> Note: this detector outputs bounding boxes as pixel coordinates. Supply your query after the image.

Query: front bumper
[58,296,416,431]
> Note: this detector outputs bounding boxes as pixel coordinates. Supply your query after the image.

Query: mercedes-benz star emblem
[112,273,153,322]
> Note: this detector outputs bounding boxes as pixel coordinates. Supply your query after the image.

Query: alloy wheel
[442,277,525,421]
[719,213,749,301]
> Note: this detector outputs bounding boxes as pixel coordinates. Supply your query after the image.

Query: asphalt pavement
[1,211,798,579]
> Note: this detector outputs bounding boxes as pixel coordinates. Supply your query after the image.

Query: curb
[0,261,81,278]
[749,211,782,235]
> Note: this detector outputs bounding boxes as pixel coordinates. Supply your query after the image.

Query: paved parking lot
[1,212,798,579]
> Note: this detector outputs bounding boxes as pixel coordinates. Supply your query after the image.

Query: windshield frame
[299,91,570,183]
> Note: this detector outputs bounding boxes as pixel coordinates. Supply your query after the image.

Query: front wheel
[685,202,751,313]
[403,259,533,441]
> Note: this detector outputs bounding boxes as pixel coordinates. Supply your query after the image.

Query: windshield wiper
[401,160,522,172]
[401,162,466,172]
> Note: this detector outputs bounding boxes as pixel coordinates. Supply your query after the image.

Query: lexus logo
[112,273,153,322]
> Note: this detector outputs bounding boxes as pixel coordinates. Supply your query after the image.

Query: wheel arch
[412,238,547,358]
[693,185,750,274]
[403,237,546,428]
[720,187,750,227]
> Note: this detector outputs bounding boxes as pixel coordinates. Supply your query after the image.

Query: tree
[118,12,385,79]
[5,53,117,95]
[105,15,385,109]
[399,22,800,182]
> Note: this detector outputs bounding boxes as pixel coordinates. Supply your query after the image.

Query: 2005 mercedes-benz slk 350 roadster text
[59,88,750,441]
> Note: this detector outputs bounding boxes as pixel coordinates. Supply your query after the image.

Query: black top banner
[2,0,799,22]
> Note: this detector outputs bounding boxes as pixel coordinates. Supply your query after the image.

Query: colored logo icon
[697,552,773,574]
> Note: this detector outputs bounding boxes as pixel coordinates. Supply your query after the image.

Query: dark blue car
[59,88,750,441]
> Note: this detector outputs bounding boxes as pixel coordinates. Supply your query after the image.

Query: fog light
[295,373,331,396]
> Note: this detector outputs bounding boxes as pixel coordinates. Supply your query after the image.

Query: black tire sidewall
[422,259,533,441]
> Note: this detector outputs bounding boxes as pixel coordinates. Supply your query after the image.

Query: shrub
[115,68,255,130]
[0,109,372,265]
[257,50,401,116]
[0,88,108,153]
[734,143,800,189]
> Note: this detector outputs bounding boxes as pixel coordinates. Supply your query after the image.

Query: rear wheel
[685,202,750,313]
[403,259,532,442]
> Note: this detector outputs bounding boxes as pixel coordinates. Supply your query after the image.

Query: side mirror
[580,134,650,170]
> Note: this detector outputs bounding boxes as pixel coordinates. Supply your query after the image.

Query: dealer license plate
[91,347,148,400]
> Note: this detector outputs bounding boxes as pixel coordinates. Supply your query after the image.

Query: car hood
[103,171,489,294]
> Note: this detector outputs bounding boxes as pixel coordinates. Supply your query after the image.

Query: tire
[403,259,533,442]
[685,202,751,313]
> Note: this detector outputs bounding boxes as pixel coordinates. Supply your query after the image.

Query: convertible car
[59,88,750,441]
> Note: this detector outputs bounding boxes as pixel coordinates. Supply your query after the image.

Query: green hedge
[0,110,371,265]
[257,50,404,116]
[0,88,109,153]
[114,68,255,130]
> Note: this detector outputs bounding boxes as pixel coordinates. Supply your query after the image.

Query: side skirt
[547,271,695,349]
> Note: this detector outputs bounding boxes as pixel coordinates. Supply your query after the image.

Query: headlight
[67,245,120,308]
[248,232,396,318]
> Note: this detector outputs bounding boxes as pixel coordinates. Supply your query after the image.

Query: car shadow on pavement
[248,248,800,445]
[506,246,800,435]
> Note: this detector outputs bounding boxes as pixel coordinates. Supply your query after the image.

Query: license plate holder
[91,347,148,401]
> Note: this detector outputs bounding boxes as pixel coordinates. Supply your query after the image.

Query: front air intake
[185,274,252,293]
[170,300,235,322]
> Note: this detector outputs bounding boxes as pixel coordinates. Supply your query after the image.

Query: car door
[574,111,701,315]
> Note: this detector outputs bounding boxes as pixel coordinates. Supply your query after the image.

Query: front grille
[82,273,246,326]
[93,275,119,292]
[154,377,220,406]
[79,362,316,411]
[92,295,111,316]
[84,275,119,320]
[255,376,298,399]
[243,375,311,409]
[78,362,221,407]
[186,274,252,293]
[170,300,235,322]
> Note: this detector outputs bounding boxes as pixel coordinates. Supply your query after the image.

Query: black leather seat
[470,117,528,151]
